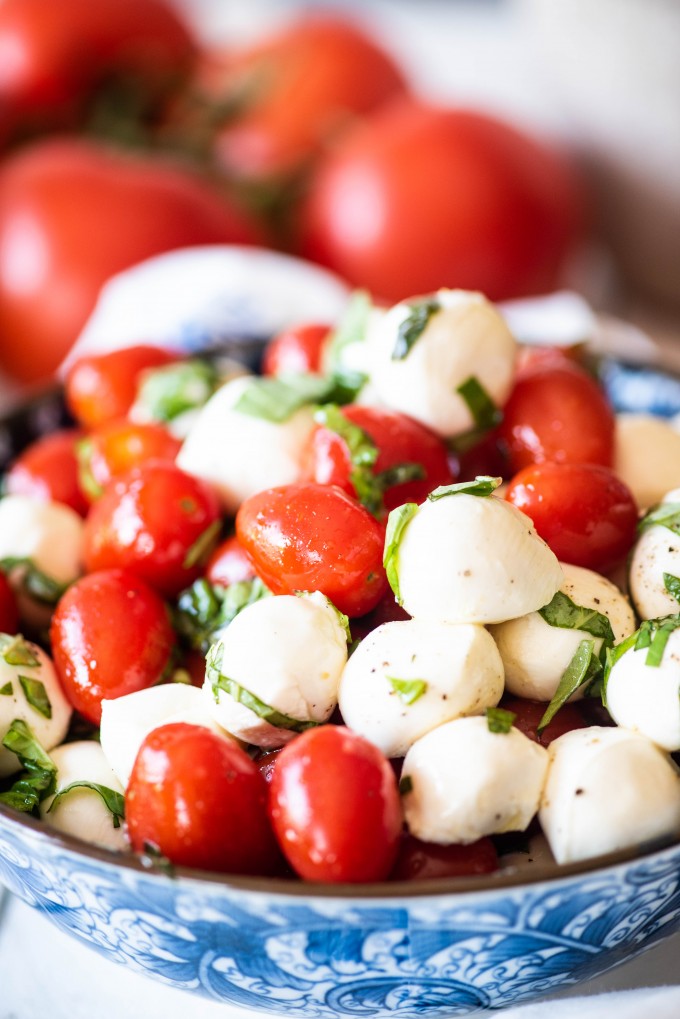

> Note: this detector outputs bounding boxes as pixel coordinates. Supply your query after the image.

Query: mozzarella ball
[40,741,128,852]
[100,682,236,788]
[339,619,503,758]
[204,592,348,748]
[177,375,315,514]
[393,494,563,624]
[605,627,680,751]
[0,639,72,777]
[401,716,549,844]
[489,563,635,701]
[614,414,680,510]
[629,487,680,619]
[539,726,680,864]
[365,289,517,438]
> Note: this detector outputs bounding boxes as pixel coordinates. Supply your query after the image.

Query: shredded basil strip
[18,675,51,719]
[399,775,413,796]
[383,503,419,604]
[456,376,501,432]
[538,640,602,733]
[0,633,40,668]
[0,719,56,813]
[207,643,318,733]
[182,518,222,570]
[538,591,616,645]
[392,299,440,360]
[639,502,680,537]
[324,290,373,372]
[428,476,502,502]
[0,682,12,696]
[174,576,270,653]
[387,676,428,706]
[235,368,363,423]
[0,558,67,605]
[47,782,125,829]
[136,359,218,423]
[634,614,680,668]
[75,437,104,501]
[486,706,516,734]
[664,573,680,604]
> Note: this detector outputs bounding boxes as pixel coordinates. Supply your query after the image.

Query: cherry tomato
[499,363,615,473]
[0,138,263,383]
[268,725,402,882]
[506,462,639,572]
[65,345,178,428]
[390,835,499,881]
[83,461,221,598]
[0,572,20,635]
[256,748,283,785]
[205,534,256,588]
[236,482,387,617]
[499,694,589,747]
[4,428,89,516]
[127,722,282,875]
[0,0,196,141]
[50,568,176,724]
[301,101,584,302]
[78,418,181,501]
[301,405,454,515]
[262,323,331,376]
[453,427,510,483]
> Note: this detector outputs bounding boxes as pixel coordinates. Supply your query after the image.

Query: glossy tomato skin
[236,482,387,617]
[0,572,20,635]
[83,461,221,598]
[390,834,499,881]
[127,722,282,875]
[50,568,176,724]
[0,139,263,383]
[301,101,584,302]
[65,345,177,428]
[499,694,590,748]
[205,534,256,588]
[262,323,331,376]
[499,364,615,473]
[79,418,182,501]
[506,462,639,573]
[301,405,454,514]
[4,428,89,516]
[269,725,403,882]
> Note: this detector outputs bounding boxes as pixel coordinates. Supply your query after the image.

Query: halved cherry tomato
[83,460,221,598]
[268,725,402,882]
[126,722,282,875]
[50,567,176,723]
[236,482,387,617]
[506,462,639,573]
[499,694,589,748]
[262,323,331,376]
[205,534,256,588]
[4,428,89,516]
[0,572,20,635]
[78,418,181,500]
[499,363,615,473]
[390,834,499,881]
[66,345,178,428]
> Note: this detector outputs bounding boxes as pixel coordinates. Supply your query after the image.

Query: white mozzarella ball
[392,494,563,624]
[614,414,680,510]
[539,726,680,864]
[39,741,128,852]
[204,592,348,748]
[100,682,235,789]
[366,290,517,438]
[177,376,315,514]
[339,619,503,758]
[629,488,680,619]
[0,639,72,777]
[401,716,549,844]
[605,627,680,751]
[489,563,635,701]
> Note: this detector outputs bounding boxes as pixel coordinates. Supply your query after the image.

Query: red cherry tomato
[453,426,509,483]
[301,101,584,302]
[0,139,263,383]
[83,461,221,598]
[301,405,454,515]
[390,835,499,881]
[499,364,615,473]
[269,725,402,882]
[65,345,178,428]
[50,568,176,724]
[205,534,256,588]
[78,419,181,500]
[236,482,387,617]
[4,428,89,516]
[499,694,589,747]
[262,323,331,376]
[506,462,639,572]
[0,572,20,635]
[127,722,282,875]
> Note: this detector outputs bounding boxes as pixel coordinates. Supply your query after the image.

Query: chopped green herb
[0,634,40,668]
[399,775,413,796]
[392,299,440,360]
[135,359,218,423]
[174,576,270,653]
[634,614,680,668]
[233,373,337,423]
[182,518,222,570]
[0,559,68,606]
[664,573,680,604]
[383,503,419,604]
[0,682,12,696]
[48,782,125,829]
[486,706,516,734]
[386,676,428,705]
[428,476,502,501]
[639,502,680,537]
[456,376,501,432]
[75,438,104,501]
[18,675,51,719]
[538,640,602,733]
[538,591,615,645]
[0,719,56,813]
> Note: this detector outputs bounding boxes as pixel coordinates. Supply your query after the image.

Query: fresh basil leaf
[47,782,125,829]
[174,576,270,653]
[327,367,368,404]
[538,639,601,733]
[486,706,516,734]
[324,290,373,372]
[428,476,502,501]
[75,437,104,501]
[135,359,218,423]
[538,591,615,646]
[0,719,56,813]
[18,675,51,719]
[383,503,419,605]
[392,299,440,360]
[0,558,67,606]
[399,775,413,796]
[664,573,680,604]
[456,376,501,432]
[233,373,337,423]
[634,615,680,668]
[0,633,40,668]
[314,405,378,469]
[386,676,428,705]
[375,463,426,491]
[0,682,12,696]
[639,502,680,537]
[182,518,222,570]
